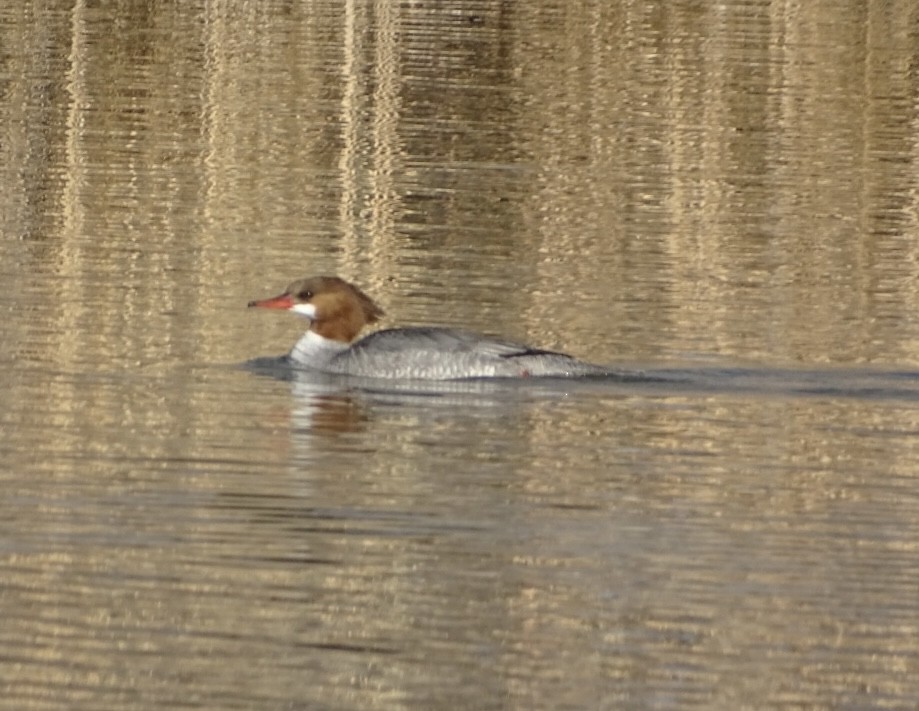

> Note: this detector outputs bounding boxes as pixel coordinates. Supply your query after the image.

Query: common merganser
[248,276,609,380]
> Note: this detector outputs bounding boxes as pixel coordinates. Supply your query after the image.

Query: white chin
[291,303,317,319]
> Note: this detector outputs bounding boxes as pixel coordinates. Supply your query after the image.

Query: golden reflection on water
[6,1,919,366]
[3,0,919,708]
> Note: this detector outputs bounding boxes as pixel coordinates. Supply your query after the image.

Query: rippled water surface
[3,1,919,708]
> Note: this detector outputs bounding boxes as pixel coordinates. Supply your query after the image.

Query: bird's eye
[298,290,313,300]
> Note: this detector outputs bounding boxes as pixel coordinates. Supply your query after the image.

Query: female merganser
[248,276,610,380]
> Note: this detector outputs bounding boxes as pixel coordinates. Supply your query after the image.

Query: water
[3,1,919,708]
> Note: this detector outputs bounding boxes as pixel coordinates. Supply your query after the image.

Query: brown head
[248,276,385,343]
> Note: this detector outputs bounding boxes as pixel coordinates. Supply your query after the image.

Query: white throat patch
[290,302,318,319]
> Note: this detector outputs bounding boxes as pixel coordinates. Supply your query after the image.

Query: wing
[349,327,573,359]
